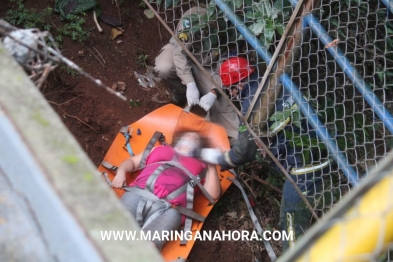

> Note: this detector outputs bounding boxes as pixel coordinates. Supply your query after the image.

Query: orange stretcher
[98,104,234,261]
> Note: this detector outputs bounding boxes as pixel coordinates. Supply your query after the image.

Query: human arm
[111,152,143,188]
[168,37,199,107]
[203,164,221,201]
[200,129,258,170]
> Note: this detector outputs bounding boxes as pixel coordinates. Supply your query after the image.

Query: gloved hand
[200,148,222,164]
[186,82,200,106]
[199,92,217,111]
[200,149,236,171]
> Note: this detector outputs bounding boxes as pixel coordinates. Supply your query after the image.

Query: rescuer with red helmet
[218,56,259,116]
[201,55,330,251]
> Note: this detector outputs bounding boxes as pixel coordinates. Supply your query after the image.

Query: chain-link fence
[277,148,393,261]
[144,0,393,259]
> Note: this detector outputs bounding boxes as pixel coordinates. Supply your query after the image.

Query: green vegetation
[55,14,90,43]
[5,0,52,31]
[137,54,149,67]
[4,0,90,44]
[54,0,97,20]
[60,64,79,76]
[129,99,141,107]
[152,0,292,48]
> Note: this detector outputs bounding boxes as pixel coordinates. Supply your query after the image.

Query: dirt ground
[1,1,280,261]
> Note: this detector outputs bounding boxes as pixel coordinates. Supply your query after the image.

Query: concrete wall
[0,42,163,262]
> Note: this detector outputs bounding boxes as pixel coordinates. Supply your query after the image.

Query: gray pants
[120,191,182,250]
[154,43,240,141]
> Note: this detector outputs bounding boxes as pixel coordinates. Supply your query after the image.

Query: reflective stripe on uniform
[291,159,330,175]
[286,213,296,249]
[268,102,299,137]
[268,117,291,137]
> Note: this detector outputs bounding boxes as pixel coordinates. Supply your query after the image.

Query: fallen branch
[239,172,258,199]
[79,42,105,68]
[250,170,283,194]
[48,95,82,106]
[49,101,99,133]
[158,20,163,46]
[0,19,126,100]
[34,63,56,89]
[93,11,103,33]
[93,47,106,64]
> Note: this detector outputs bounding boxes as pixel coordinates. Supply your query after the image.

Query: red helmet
[219,57,255,86]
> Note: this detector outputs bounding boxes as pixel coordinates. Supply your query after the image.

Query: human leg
[154,43,177,80]
[154,43,187,106]
[279,171,324,251]
[143,207,182,250]
[120,191,182,250]
[120,191,142,217]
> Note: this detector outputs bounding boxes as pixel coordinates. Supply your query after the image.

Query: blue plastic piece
[294,3,393,134]
[123,132,134,156]
[381,0,393,15]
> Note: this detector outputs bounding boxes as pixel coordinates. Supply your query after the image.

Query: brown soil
[1,1,278,261]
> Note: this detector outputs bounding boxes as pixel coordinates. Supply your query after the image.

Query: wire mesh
[148,0,393,259]
[276,149,393,262]
[146,0,393,259]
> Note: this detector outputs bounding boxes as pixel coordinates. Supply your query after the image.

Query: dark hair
[171,130,210,158]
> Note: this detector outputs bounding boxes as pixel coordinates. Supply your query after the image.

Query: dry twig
[158,20,163,46]
[250,170,282,194]
[0,19,125,100]
[325,38,339,48]
[93,47,106,64]
[239,172,258,199]
[49,101,99,133]
[79,42,105,68]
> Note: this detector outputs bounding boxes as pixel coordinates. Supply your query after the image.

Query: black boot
[163,78,187,107]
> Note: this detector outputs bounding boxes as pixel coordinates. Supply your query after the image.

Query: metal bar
[289,0,393,135]
[279,74,359,186]
[214,0,359,185]
[213,0,323,220]
[242,0,306,121]
[381,0,393,15]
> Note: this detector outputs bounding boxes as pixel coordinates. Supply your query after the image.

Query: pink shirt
[130,145,206,208]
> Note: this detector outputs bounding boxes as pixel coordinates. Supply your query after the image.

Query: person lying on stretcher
[111,131,221,250]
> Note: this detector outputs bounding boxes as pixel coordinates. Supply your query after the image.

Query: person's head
[172,130,209,157]
[218,57,255,87]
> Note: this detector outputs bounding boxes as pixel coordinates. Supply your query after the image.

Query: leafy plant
[139,0,147,8]
[269,105,302,132]
[172,0,291,48]
[137,54,149,67]
[242,0,290,46]
[60,64,79,76]
[54,0,97,20]
[56,14,90,42]
[283,130,327,164]
[129,99,141,107]
[5,0,53,31]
